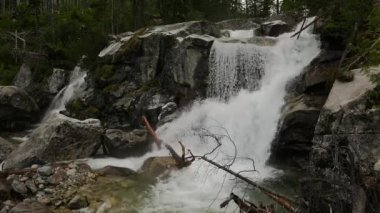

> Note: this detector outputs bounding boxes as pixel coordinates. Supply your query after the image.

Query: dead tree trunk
[142,115,162,148]
[201,156,299,213]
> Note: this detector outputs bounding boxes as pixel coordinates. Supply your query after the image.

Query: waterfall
[88,18,320,212]
[43,66,87,121]
[207,40,267,100]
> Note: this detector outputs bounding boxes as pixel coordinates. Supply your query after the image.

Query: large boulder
[103,129,149,158]
[272,95,321,164]
[139,156,177,178]
[0,137,14,162]
[0,86,39,130]
[305,67,380,212]
[311,67,380,167]
[48,68,68,94]
[3,115,103,169]
[259,20,291,37]
[14,64,32,90]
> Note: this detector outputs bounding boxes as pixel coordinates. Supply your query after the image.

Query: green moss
[65,99,85,114]
[121,27,147,56]
[66,99,100,119]
[336,70,354,82]
[139,80,160,92]
[102,84,120,94]
[84,106,100,118]
[94,64,115,80]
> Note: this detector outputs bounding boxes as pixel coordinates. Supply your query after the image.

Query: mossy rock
[120,27,147,56]
[66,99,85,115]
[139,80,160,92]
[66,99,100,119]
[336,70,354,82]
[94,64,115,80]
[102,84,120,94]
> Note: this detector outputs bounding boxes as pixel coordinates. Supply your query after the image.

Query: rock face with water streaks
[311,67,380,168]
[271,48,340,165]
[4,116,102,169]
[0,86,39,130]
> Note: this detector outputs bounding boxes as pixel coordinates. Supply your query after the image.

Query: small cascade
[207,40,267,100]
[43,67,87,121]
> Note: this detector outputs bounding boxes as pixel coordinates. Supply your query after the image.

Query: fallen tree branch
[142,115,162,148]
[291,17,320,38]
[201,156,299,213]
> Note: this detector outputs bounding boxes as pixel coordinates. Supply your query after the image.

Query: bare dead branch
[142,115,162,148]
[201,156,299,213]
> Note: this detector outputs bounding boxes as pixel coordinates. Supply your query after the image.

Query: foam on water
[88,18,321,212]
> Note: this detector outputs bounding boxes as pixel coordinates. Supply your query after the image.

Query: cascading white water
[43,66,87,120]
[88,18,320,212]
[207,40,267,100]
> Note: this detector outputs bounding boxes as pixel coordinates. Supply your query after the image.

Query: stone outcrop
[0,86,39,130]
[259,20,291,37]
[301,66,380,212]
[68,21,225,130]
[48,68,68,94]
[14,64,32,90]
[0,137,14,162]
[3,115,103,169]
[311,67,380,167]
[102,129,149,158]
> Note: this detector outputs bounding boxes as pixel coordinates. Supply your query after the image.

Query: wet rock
[139,156,177,178]
[272,95,321,164]
[0,179,11,201]
[311,66,380,167]
[103,129,149,158]
[374,160,380,172]
[0,86,39,130]
[259,20,290,37]
[97,166,137,177]
[10,200,51,213]
[96,202,111,213]
[74,207,93,213]
[158,102,177,123]
[14,64,32,90]
[37,166,53,177]
[68,195,89,210]
[25,180,38,194]
[11,180,28,195]
[48,68,68,94]
[4,116,102,169]
[47,167,66,185]
[0,137,14,162]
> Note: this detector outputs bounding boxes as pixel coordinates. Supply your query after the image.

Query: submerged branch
[201,156,299,213]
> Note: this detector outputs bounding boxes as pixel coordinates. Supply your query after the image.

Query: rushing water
[43,66,87,121]
[89,18,320,212]
[207,40,267,100]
